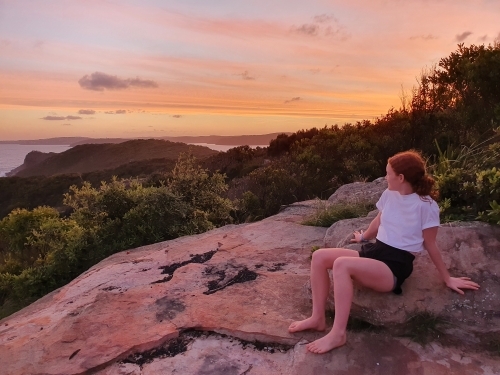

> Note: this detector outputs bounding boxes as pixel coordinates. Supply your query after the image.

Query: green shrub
[479,200,500,225]
[0,206,60,255]
[432,139,500,223]
[0,207,87,304]
[245,165,300,217]
[236,191,265,222]
[167,153,233,226]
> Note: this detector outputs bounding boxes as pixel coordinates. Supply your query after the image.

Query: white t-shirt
[376,189,440,253]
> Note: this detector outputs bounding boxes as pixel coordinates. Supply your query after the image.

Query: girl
[288,150,480,354]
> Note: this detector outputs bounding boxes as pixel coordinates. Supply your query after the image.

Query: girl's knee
[312,248,349,265]
[332,257,352,273]
[311,248,329,262]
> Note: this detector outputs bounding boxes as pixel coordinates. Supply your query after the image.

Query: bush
[245,165,300,217]
[432,139,500,222]
[167,153,234,226]
[479,200,500,225]
[0,207,86,303]
[235,191,265,222]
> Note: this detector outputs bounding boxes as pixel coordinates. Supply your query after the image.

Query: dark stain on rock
[155,297,186,321]
[160,250,217,275]
[255,264,263,268]
[204,268,257,295]
[204,268,226,291]
[239,338,293,353]
[156,250,217,284]
[122,336,190,368]
[101,286,120,291]
[267,262,286,272]
[150,275,173,284]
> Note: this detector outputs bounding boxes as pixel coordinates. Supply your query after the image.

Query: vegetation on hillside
[1,43,500,318]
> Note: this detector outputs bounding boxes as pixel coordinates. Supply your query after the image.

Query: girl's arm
[352,212,381,243]
[423,227,480,294]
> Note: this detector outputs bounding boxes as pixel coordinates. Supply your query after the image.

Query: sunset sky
[1,0,499,140]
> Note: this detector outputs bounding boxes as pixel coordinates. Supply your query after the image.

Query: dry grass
[302,200,375,227]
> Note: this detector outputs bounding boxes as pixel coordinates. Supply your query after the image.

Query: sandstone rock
[328,177,387,205]
[1,198,499,375]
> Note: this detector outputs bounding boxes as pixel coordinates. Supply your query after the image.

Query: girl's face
[386,163,403,190]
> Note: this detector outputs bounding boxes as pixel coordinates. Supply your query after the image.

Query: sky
[0,0,499,141]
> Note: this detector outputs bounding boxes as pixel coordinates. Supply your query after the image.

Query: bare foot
[306,331,346,354]
[288,317,326,333]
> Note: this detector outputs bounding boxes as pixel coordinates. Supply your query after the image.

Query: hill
[10,139,218,177]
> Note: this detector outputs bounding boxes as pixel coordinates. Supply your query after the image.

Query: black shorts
[359,240,415,295]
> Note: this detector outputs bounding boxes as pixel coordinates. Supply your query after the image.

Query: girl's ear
[398,173,405,183]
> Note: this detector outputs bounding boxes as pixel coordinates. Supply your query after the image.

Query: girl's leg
[288,248,359,333]
[306,257,394,353]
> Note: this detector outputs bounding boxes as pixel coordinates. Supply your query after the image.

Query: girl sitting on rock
[288,150,480,354]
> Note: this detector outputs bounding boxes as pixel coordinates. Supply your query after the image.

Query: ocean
[0,144,72,177]
[189,143,266,152]
[0,143,267,177]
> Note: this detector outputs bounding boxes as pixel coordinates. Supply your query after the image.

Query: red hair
[388,150,438,200]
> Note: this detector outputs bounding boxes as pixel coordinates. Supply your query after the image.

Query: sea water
[189,143,267,152]
[0,144,72,177]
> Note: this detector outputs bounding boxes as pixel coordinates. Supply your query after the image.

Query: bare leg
[306,257,394,353]
[288,248,359,333]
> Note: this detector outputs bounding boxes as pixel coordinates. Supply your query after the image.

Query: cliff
[5,150,55,176]
[1,181,499,375]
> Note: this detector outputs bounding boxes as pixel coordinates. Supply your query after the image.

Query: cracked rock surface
[98,332,500,375]
[1,196,500,374]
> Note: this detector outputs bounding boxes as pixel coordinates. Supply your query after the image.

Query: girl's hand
[445,277,480,295]
[350,230,363,243]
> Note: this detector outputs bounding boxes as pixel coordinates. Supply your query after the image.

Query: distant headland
[0,133,290,147]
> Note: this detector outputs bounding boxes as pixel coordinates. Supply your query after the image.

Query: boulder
[324,218,500,344]
[323,209,379,249]
[328,177,387,205]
